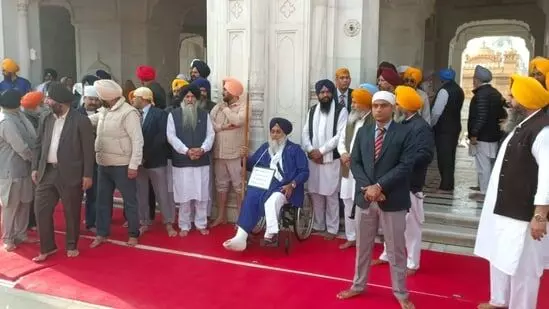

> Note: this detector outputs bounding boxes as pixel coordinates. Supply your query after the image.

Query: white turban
[83,85,98,98]
[94,79,123,101]
[397,65,410,74]
[72,82,83,96]
[372,90,396,105]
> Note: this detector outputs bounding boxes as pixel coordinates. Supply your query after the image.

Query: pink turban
[223,77,244,97]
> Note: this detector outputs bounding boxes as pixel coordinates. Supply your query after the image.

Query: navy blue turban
[180,84,201,100]
[191,60,211,79]
[315,79,336,95]
[191,77,211,99]
[270,117,293,135]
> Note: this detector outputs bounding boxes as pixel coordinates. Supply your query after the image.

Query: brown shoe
[324,233,337,240]
[339,240,356,249]
[477,303,508,309]
[406,268,417,276]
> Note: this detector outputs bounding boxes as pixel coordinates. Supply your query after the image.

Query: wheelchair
[251,193,314,254]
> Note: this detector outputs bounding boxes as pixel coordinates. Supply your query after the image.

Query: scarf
[311,101,335,162]
[268,142,286,182]
[4,110,37,150]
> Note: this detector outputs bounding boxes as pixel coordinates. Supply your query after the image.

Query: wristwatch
[534,213,548,223]
[290,181,297,189]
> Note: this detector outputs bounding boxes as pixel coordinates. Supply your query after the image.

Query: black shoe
[260,235,279,247]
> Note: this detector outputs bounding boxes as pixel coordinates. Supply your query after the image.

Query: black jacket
[467,84,505,142]
[402,114,435,193]
[147,82,167,110]
[351,121,415,212]
[142,107,169,169]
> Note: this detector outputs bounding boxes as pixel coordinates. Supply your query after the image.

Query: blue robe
[0,76,32,95]
[237,140,309,233]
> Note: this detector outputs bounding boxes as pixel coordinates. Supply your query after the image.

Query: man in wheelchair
[223,117,309,251]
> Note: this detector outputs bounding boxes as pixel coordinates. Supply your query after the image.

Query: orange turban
[172,78,188,92]
[395,85,423,112]
[529,57,549,76]
[403,67,423,87]
[136,65,156,82]
[21,91,43,109]
[335,67,350,78]
[510,74,549,110]
[2,58,19,73]
[223,77,244,97]
[351,88,373,108]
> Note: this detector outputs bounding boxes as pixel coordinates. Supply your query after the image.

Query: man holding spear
[210,77,246,227]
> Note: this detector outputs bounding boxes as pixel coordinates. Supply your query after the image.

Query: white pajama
[379,192,424,269]
[342,198,356,241]
[310,191,340,235]
[178,200,208,231]
[471,141,498,194]
[264,192,287,236]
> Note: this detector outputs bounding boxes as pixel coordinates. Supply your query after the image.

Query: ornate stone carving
[343,19,361,37]
[280,0,296,19]
[230,0,244,20]
[17,0,29,12]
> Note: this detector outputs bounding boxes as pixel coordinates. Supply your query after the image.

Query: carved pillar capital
[17,0,29,14]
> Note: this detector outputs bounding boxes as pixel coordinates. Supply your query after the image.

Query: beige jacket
[210,101,247,160]
[89,98,143,170]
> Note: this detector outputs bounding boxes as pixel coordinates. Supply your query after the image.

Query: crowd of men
[0,54,548,309]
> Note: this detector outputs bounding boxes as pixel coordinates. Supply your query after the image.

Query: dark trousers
[96,165,139,238]
[85,163,98,228]
[28,201,36,229]
[435,131,459,191]
[34,164,83,253]
[148,181,156,220]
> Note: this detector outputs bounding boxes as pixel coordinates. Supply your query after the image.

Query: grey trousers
[35,165,83,253]
[136,166,174,225]
[0,181,31,245]
[351,203,408,301]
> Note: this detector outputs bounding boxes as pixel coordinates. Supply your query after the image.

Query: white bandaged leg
[223,226,248,251]
[405,192,424,270]
[342,198,356,241]
[310,193,326,231]
[264,192,287,238]
[194,200,208,230]
[178,201,192,231]
[325,191,340,235]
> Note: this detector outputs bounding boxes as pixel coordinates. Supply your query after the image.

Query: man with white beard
[223,117,309,251]
[302,79,348,240]
[337,86,377,249]
[474,75,549,309]
[166,84,215,236]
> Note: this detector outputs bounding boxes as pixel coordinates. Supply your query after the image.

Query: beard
[51,103,65,116]
[197,99,207,110]
[348,109,366,124]
[501,106,528,133]
[393,108,406,123]
[319,97,332,114]
[268,136,287,154]
[181,102,198,130]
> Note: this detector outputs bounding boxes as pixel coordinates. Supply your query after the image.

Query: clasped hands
[340,153,351,167]
[308,149,323,164]
[188,148,205,160]
[360,184,386,202]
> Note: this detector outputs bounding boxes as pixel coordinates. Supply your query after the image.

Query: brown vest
[341,113,373,178]
[493,111,549,222]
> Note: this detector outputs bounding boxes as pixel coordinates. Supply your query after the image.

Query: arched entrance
[178,34,206,79]
[448,19,534,83]
[39,5,76,81]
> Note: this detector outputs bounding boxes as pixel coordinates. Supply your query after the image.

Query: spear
[241,78,251,201]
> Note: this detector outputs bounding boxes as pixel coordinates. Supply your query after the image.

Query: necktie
[374,127,385,161]
[139,109,144,124]
[339,94,345,106]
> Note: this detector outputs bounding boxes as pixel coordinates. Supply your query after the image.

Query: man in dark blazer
[31,82,95,262]
[337,91,415,309]
[77,85,101,231]
[335,67,354,113]
[132,87,176,236]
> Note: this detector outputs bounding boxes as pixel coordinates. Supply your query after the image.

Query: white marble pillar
[16,0,30,78]
[308,0,328,106]
[248,0,269,151]
[360,0,380,83]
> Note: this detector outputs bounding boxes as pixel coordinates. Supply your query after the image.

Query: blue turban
[191,77,211,99]
[315,79,336,95]
[96,70,111,80]
[269,117,293,135]
[359,83,379,95]
[439,68,456,81]
[180,84,201,100]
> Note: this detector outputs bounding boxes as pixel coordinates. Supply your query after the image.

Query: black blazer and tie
[350,121,415,212]
[141,106,169,169]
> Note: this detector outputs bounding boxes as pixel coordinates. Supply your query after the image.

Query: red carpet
[0,205,547,308]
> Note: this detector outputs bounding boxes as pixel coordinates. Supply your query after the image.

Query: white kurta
[474,110,549,277]
[417,89,431,126]
[302,101,348,196]
[166,113,215,204]
[337,115,367,200]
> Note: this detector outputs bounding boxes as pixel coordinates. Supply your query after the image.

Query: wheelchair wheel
[293,194,313,241]
[251,217,265,236]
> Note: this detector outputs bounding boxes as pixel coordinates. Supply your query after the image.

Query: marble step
[422,223,477,248]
